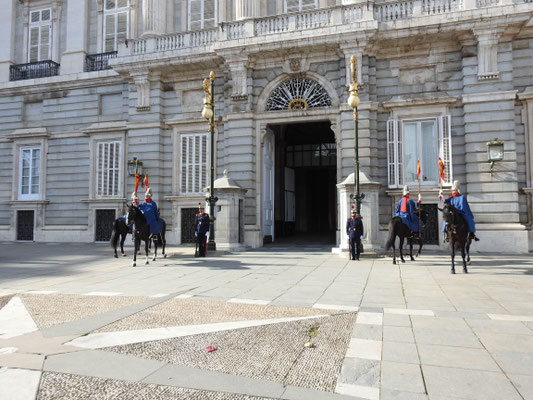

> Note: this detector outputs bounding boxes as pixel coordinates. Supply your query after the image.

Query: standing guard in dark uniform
[346,209,364,260]
[194,204,210,257]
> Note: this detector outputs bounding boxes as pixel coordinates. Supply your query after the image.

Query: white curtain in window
[28,9,51,62]
[96,141,121,197]
[181,133,208,194]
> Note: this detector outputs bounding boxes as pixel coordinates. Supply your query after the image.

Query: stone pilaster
[131,70,151,111]
[142,0,167,36]
[0,0,16,81]
[61,0,89,75]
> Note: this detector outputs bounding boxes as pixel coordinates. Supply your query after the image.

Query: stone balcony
[115,0,532,64]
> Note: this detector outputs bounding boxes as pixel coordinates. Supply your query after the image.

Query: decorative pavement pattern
[1,243,533,399]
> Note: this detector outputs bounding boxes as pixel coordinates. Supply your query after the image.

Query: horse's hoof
[114,254,118,258]
[463,268,468,274]
[451,269,455,274]
[164,254,167,258]
[132,263,136,267]
[393,260,396,265]
[152,257,156,261]
[122,253,126,257]
[401,259,405,263]
[467,259,471,265]
[410,257,415,261]
[145,261,149,265]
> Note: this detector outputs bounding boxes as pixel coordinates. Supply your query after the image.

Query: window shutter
[438,115,453,185]
[180,133,208,194]
[29,27,39,62]
[40,25,51,60]
[387,119,399,188]
[97,141,120,197]
[201,135,207,190]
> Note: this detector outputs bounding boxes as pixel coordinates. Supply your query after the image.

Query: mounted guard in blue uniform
[394,185,420,235]
[443,180,479,241]
[346,209,364,260]
[138,188,163,236]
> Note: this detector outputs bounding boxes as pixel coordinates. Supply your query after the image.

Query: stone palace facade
[0,0,532,253]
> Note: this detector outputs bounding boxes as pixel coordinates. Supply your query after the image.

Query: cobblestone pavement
[1,242,533,400]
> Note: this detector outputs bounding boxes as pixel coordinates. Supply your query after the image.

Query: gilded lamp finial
[350,55,357,85]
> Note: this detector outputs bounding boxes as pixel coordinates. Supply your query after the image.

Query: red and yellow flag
[134,173,140,193]
[416,160,421,181]
[143,174,149,188]
[438,157,445,182]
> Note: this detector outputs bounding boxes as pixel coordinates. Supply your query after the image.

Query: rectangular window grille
[285,0,317,12]
[286,143,336,168]
[96,141,121,197]
[181,207,198,243]
[104,0,129,52]
[95,209,116,241]
[17,210,34,241]
[387,116,452,188]
[180,133,208,194]
[189,0,216,30]
[28,9,51,62]
[19,147,40,200]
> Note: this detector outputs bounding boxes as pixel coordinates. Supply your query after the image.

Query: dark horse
[126,204,167,267]
[440,203,471,274]
[385,208,427,264]
[109,217,131,258]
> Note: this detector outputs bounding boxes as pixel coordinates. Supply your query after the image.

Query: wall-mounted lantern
[487,139,504,175]
[127,157,144,177]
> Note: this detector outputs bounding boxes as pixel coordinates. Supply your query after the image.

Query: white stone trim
[462,90,518,104]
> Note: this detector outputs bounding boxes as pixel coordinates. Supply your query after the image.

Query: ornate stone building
[0,0,532,252]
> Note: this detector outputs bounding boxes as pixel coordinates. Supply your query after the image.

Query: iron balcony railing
[9,60,60,81]
[85,51,118,72]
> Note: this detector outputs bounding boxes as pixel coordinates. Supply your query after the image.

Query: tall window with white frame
[104,0,130,52]
[189,0,216,30]
[285,0,317,12]
[96,141,121,197]
[180,133,208,194]
[28,9,51,62]
[387,115,452,188]
[19,147,41,200]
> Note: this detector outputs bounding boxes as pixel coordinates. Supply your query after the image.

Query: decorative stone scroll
[265,78,332,111]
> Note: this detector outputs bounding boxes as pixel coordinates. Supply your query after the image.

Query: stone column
[0,0,16,81]
[142,0,166,36]
[235,0,257,20]
[334,172,381,254]
[61,0,89,74]
[211,171,248,251]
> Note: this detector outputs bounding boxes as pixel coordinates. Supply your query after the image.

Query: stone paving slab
[422,365,523,400]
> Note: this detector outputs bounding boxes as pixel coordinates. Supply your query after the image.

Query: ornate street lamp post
[202,71,218,251]
[347,56,364,214]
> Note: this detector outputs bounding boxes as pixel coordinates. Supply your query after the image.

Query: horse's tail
[385,221,396,250]
[110,219,120,248]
